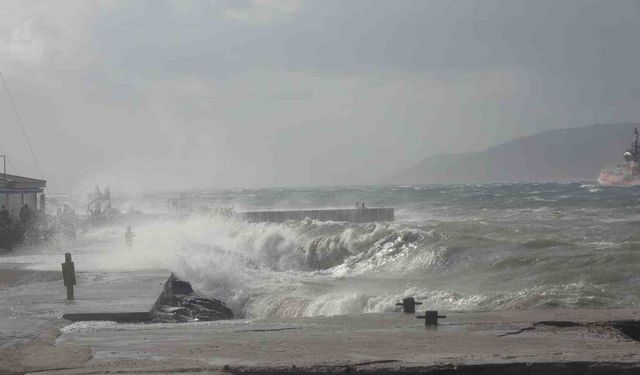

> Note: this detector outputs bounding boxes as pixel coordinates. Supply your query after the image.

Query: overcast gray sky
[1,0,639,192]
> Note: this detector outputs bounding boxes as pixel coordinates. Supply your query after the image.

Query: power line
[0,71,45,181]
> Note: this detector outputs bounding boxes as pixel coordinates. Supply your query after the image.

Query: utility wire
[0,71,45,181]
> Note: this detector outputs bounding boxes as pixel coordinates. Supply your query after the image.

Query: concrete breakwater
[242,207,394,223]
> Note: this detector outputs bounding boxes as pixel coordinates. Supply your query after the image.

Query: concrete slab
[0,268,169,348]
[0,268,170,374]
[44,308,640,374]
[61,271,169,322]
[0,266,66,349]
[242,207,394,223]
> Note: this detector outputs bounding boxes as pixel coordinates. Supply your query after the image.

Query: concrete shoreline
[43,309,640,374]
[227,362,640,374]
[0,267,639,374]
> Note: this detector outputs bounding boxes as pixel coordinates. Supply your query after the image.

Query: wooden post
[61,252,76,300]
[40,193,46,215]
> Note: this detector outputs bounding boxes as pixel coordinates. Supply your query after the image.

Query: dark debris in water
[153,274,233,323]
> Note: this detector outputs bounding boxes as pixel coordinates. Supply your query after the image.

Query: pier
[242,207,394,223]
[166,196,394,223]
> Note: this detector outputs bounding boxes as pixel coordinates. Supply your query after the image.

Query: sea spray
[5,183,640,319]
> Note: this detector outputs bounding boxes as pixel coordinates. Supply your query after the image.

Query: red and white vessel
[598,128,640,187]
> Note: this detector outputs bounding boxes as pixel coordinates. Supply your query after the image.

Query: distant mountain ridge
[393,123,640,184]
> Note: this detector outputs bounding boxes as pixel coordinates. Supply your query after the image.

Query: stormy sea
[3,182,640,320]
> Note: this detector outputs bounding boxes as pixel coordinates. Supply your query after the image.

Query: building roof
[0,173,46,191]
[0,173,46,184]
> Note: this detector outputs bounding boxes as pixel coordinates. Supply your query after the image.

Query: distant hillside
[393,123,640,184]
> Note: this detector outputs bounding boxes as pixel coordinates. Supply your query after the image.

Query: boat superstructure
[598,127,640,186]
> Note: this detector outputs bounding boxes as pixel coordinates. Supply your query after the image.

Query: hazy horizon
[2,0,640,193]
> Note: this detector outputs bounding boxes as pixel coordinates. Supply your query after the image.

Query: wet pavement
[0,266,167,349]
[46,308,640,373]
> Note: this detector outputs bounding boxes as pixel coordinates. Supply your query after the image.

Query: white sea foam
[4,182,639,319]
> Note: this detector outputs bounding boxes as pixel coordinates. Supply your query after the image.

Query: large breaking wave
[7,182,640,319]
[62,210,637,319]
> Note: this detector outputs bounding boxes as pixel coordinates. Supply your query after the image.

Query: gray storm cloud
[0,0,639,191]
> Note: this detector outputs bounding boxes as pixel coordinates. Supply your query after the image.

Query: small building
[0,173,46,218]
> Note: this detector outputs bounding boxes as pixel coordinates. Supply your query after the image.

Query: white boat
[597,128,640,186]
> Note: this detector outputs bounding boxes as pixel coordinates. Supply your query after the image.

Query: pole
[62,253,76,300]
[634,128,639,162]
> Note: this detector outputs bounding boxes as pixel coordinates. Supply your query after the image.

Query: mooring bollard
[61,252,76,300]
[396,297,423,313]
[417,310,446,326]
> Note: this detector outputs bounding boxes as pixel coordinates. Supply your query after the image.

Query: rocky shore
[153,274,234,322]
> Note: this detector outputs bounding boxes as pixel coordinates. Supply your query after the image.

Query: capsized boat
[598,127,640,186]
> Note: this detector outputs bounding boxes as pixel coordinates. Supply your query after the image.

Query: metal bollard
[416,310,446,326]
[396,297,423,313]
[61,253,76,300]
